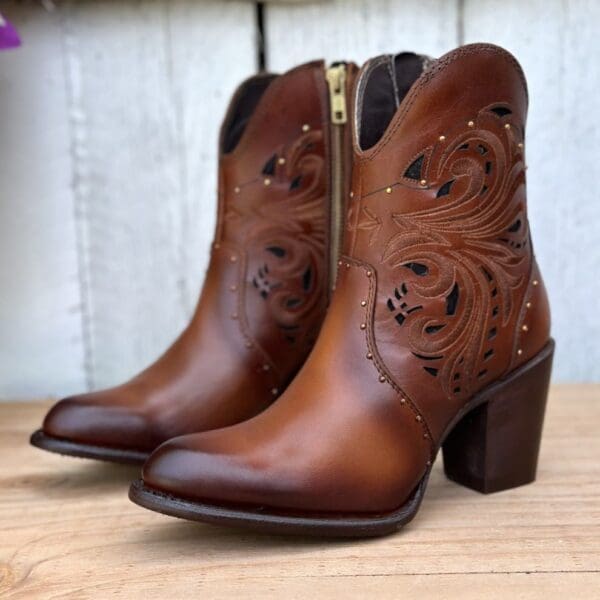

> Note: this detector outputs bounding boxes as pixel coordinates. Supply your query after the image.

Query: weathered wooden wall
[0,0,598,398]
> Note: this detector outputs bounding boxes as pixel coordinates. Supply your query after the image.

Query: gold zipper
[325,63,348,292]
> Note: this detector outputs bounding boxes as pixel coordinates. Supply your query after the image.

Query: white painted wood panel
[0,4,86,398]
[462,0,600,381]
[0,0,598,398]
[265,0,459,71]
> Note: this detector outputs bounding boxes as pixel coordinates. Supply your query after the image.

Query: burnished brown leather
[140,44,552,515]
[38,60,358,455]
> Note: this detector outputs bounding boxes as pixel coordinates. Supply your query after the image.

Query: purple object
[0,14,21,50]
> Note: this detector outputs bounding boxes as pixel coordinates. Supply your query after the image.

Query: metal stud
[271,387,279,396]
[245,341,253,348]
[263,364,270,371]
[229,285,237,292]
[231,313,238,319]
[302,124,310,132]
[532,279,539,286]
[360,323,367,330]
[234,186,241,194]
[420,179,427,187]
[400,397,406,404]
[345,263,351,268]
[360,300,367,307]
[517,349,523,356]
[468,120,475,128]
[264,178,271,186]
[349,191,354,198]
[278,157,286,165]
[423,432,429,439]
[526,301,532,309]
[379,375,386,383]
[366,270,372,277]
[438,135,446,142]
[214,243,220,249]
[338,259,343,266]
[386,186,392,194]
[504,123,511,130]
[522,324,529,332]
[230,255,238,263]
[426,460,432,467]
[416,415,423,423]
[518,142,524,149]
[366,352,373,360]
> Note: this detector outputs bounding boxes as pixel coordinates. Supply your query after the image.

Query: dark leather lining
[222,75,277,153]
[359,53,425,151]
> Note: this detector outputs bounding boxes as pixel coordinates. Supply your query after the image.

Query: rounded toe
[141,436,217,500]
[42,393,155,452]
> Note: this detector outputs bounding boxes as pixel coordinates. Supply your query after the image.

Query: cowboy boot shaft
[347,45,551,443]
[212,61,357,382]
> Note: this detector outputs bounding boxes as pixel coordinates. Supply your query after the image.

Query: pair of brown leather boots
[31,43,553,537]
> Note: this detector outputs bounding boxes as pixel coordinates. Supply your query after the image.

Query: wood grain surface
[1,385,598,598]
[0,0,599,390]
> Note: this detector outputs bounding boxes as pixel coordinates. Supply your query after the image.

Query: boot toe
[141,436,236,503]
[43,393,154,451]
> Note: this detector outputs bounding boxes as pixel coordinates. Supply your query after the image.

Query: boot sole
[128,340,554,537]
[30,430,148,465]
[128,476,427,537]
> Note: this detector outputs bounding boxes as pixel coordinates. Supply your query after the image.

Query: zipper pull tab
[325,64,347,125]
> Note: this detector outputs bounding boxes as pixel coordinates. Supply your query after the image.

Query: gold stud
[345,262,351,268]
[420,179,427,187]
[416,415,423,422]
[366,270,372,277]
[360,300,367,307]
[504,123,511,130]
[271,388,279,396]
[439,135,446,142]
[532,279,539,286]
[360,323,367,330]
[386,186,392,194]
[263,364,270,371]
[234,186,241,194]
[230,255,237,263]
[517,349,523,356]
[526,301,532,309]
[349,191,354,198]
[518,142,524,149]
[379,375,386,383]
[522,324,529,332]
[278,157,286,165]
[366,352,373,360]
[231,313,238,319]
[302,124,310,132]
[337,259,343,267]
[264,178,271,186]
[468,120,475,128]
[400,397,406,404]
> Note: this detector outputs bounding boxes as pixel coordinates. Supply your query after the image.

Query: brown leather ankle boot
[130,44,553,536]
[31,60,358,464]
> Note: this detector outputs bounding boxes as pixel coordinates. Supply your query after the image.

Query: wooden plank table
[1,387,599,599]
